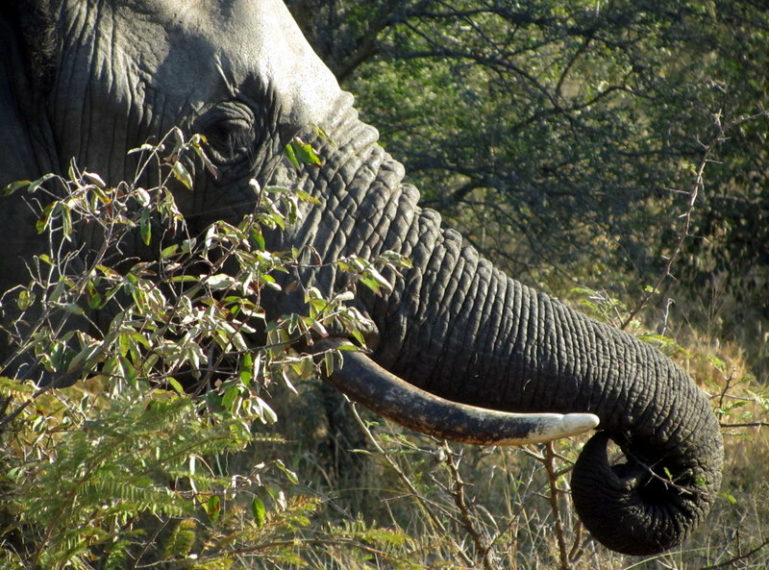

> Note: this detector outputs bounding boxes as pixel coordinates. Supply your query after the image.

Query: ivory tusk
[316,340,600,446]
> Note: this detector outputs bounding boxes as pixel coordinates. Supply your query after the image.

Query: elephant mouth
[312,338,600,446]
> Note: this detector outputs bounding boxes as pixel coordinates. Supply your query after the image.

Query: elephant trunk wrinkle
[274,95,722,557]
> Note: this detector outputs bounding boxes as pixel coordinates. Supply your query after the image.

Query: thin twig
[720,422,769,429]
[131,519,171,569]
[621,111,768,330]
[699,536,769,569]
[621,127,716,330]
[567,523,585,564]
[0,385,54,427]
[135,537,395,569]
[440,442,497,570]
[543,442,570,570]
[348,403,475,567]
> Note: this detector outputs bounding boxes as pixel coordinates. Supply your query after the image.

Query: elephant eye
[195,102,257,167]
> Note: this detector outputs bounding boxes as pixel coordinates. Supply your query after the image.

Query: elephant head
[0,0,722,556]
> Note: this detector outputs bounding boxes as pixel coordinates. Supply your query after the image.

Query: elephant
[0,0,723,557]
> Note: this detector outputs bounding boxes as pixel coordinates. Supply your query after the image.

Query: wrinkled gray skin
[0,0,723,556]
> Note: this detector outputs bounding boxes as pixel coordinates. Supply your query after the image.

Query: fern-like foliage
[0,131,412,568]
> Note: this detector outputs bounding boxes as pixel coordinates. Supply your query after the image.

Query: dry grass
[245,328,769,569]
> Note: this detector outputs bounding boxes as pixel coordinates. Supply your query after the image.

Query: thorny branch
[349,403,476,567]
[543,442,570,570]
[700,536,769,570]
[438,442,498,570]
[715,373,769,429]
[622,111,769,330]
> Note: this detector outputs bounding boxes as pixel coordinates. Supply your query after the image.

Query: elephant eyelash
[196,103,258,167]
[210,122,252,159]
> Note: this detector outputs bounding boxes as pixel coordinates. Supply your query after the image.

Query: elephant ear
[0,0,58,188]
[0,0,56,98]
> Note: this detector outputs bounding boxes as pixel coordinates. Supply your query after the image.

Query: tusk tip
[560,413,601,436]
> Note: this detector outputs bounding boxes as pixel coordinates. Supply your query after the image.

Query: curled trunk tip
[571,430,722,555]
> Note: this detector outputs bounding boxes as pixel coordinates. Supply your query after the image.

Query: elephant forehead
[115,0,341,128]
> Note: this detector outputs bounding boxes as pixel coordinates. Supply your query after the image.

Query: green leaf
[239,353,253,386]
[274,459,299,484]
[295,190,320,204]
[26,173,56,194]
[160,243,179,258]
[359,276,381,294]
[323,350,335,375]
[86,280,102,309]
[171,160,193,190]
[82,171,107,188]
[350,329,366,348]
[288,137,322,167]
[250,225,266,250]
[139,209,152,246]
[2,179,31,196]
[167,377,185,395]
[719,492,737,505]
[221,385,240,412]
[60,202,73,240]
[66,344,100,374]
[205,273,239,290]
[251,497,267,526]
[205,495,221,523]
[36,203,55,234]
[127,142,157,154]
[170,275,198,283]
[284,141,300,171]
[15,289,34,311]
[164,519,196,558]
[61,303,85,316]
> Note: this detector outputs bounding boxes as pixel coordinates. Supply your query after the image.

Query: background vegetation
[288,0,769,374]
[1,1,768,568]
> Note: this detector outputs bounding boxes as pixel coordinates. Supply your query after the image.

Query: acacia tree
[287,0,769,374]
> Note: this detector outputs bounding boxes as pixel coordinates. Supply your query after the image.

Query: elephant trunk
[274,95,723,555]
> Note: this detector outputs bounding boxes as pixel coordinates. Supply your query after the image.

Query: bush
[1,131,767,568]
[0,131,410,568]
